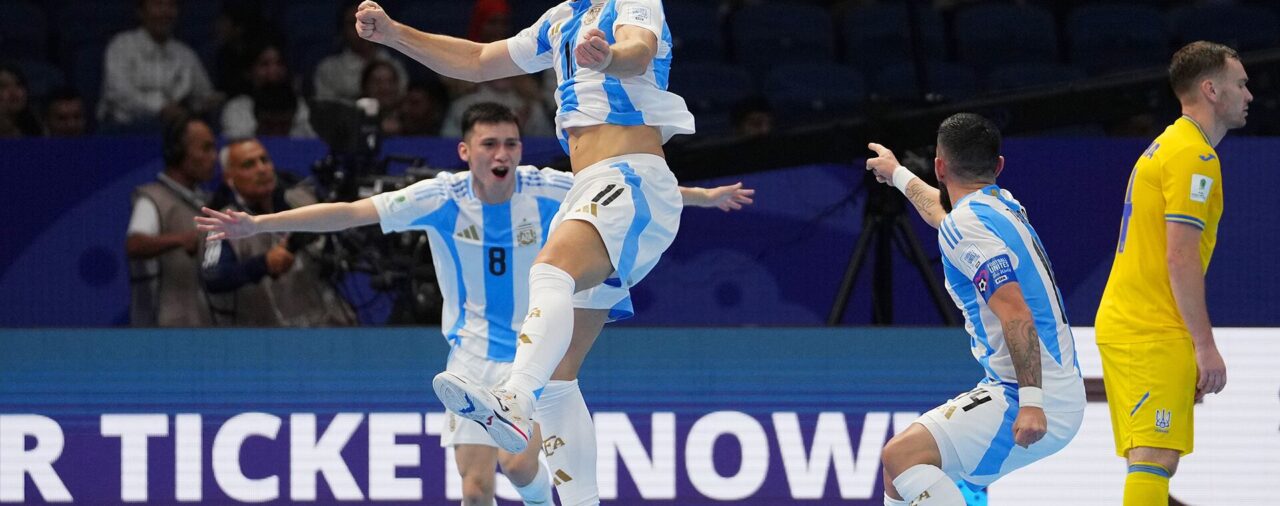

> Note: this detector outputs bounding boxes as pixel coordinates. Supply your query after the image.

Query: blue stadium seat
[1170,5,1279,52]
[986,63,1084,92]
[731,3,834,72]
[396,1,470,39]
[664,2,723,63]
[763,62,865,116]
[842,3,946,79]
[0,1,49,62]
[872,61,977,102]
[668,62,754,115]
[1067,4,1167,76]
[954,4,1057,71]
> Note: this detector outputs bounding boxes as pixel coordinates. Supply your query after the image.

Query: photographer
[199,137,355,326]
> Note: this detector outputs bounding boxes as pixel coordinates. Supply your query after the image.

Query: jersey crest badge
[1154,409,1172,433]
[584,4,604,25]
[516,220,539,246]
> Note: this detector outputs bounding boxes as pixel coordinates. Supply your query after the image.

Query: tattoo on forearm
[905,180,939,216]
[1004,318,1042,388]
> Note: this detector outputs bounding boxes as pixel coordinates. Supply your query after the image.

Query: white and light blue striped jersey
[506,0,696,153]
[939,185,1085,412]
[371,166,574,362]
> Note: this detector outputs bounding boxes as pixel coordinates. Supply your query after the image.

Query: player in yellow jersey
[1095,41,1251,505]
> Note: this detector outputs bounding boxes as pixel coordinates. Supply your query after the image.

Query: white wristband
[891,166,918,194]
[1018,387,1044,408]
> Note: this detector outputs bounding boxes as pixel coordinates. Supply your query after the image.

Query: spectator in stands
[314,2,408,104]
[361,59,406,135]
[213,3,270,98]
[0,64,44,137]
[221,42,316,138]
[731,96,775,138]
[398,79,449,136]
[200,137,356,327]
[99,0,222,132]
[44,88,88,137]
[126,115,217,327]
[439,0,553,137]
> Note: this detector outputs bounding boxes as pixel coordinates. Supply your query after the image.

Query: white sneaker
[432,371,533,453]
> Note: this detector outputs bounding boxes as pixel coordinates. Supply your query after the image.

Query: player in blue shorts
[864,113,1086,505]
[351,2,704,504]
[196,102,751,505]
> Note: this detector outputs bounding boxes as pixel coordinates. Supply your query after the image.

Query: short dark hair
[1169,41,1239,98]
[937,113,1001,183]
[460,102,520,139]
[252,82,298,116]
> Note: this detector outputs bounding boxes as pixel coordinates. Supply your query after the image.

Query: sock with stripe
[891,464,966,505]
[537,379,599,506]
[506,263,576,406]
[1123,462,1170,506]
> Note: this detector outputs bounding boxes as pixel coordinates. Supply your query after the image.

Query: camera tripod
[827,171,960,326]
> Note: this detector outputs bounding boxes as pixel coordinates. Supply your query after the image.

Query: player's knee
[881,434,914,478]
[460,473,495,504]
[1129,447,1180,476]
[881,429,940,479]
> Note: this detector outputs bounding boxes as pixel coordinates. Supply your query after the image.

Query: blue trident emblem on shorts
[1154,409,1172,433]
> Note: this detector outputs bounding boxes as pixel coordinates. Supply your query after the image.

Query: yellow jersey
[1096,116,1224,343]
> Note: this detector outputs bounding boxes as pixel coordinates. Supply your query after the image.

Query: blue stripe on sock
[1128,464,1171,479]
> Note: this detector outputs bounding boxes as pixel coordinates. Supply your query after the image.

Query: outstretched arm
[575,26,657,77]
[986,282,1047,449]
[354,1,524,82]
[679,183,755,211]
[864,143,946,229]
[195,199,380,241]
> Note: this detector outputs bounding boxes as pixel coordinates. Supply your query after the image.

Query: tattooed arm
[987,282,1047,448]
[865,143,946,229]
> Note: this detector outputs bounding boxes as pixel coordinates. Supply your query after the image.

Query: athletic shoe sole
[431,371,530,453]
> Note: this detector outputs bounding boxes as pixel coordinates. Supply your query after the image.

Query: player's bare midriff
[566,124,664,173]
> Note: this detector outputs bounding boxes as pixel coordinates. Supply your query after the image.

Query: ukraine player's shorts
[1098,338,1196,457]
[915,383,1083,488]
[553,153,682,322]
[439,347,513,448]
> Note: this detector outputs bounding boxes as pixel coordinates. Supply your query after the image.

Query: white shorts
[439,348,512,448]
[915,383,1084,488]
[552,154,683,321]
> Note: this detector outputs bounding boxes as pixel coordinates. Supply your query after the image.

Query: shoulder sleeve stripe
[1165,214,1206,230]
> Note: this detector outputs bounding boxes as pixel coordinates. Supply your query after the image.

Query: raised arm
[679,182,755,212]
[865,143,947,229]
[195,199,380,241]
[354,1,524,82]
[986,282,1047,449]
[1166,221,1226,400]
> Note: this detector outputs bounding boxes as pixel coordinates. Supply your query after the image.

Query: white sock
[514,463,552,505]
[506,263,576,402]
[537,379,599,506]
[891,464,965,505]
[884,494,909,506]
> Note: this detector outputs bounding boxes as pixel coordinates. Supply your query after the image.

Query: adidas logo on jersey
[455,225,480,240]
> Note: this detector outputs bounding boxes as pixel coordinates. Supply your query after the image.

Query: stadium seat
[1170,5,1279,52]
[986,63,1084,92]
[0,1,50,62]
[872,61,977,103]
[664,2,723,63]
[763,62,865,117]
[1067,4,1167,76]
[731,2,834,72]
[954,4,1057,71]
[841,3,946,80]
[668,62,755,115]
